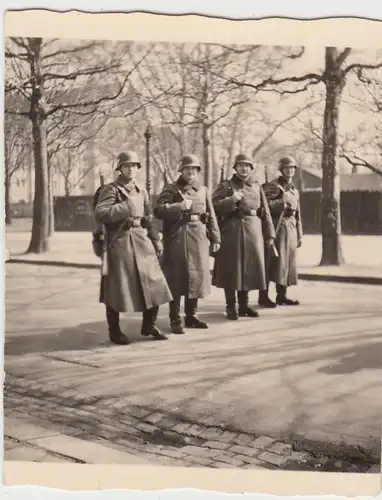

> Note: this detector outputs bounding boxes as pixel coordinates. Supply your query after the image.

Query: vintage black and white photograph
[3,13,382,479]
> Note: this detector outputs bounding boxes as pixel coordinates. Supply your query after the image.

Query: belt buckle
[249,209,256,216]
[133,218,141,227]
[189,214,199,222]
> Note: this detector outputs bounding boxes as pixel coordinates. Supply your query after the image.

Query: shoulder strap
[115,183,131,199]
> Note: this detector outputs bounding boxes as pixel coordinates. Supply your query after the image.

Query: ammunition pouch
[284,208,296,218]
[92,231,104,258]
[183,213,208,223]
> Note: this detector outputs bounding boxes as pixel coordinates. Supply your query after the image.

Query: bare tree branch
[344,60,382,76]
[336,47,352,66]
[42,41,103,60]
[45,45,154,117]
[341,152,382,176]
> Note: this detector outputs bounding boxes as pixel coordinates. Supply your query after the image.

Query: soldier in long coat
[94,151,173,345]
[258,155,303,307]
[154,154,221,335]
[212,153,276,320]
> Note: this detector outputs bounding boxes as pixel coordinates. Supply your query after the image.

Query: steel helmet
[178,154,202,172]
[233,153,254,170]
[116,151,141,170]
[278,156,297,170]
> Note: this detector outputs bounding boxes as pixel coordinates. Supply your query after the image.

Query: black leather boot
[169,298,185,334]
[141,306,168,340]
[224,289,238,320]
[258,287,277,308]
[238,291,259,317]
[106,306,130,345]
[184,298,208,328]
[276,284,300,306]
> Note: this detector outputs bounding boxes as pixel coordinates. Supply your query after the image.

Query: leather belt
[184,213,202,222]
[236,208,261,217]
[124,217,143,229]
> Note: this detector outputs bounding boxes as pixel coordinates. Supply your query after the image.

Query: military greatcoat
[264,176,303,287]
[211,173,275,291]
[154,177,221,299]
[94,175,173,313]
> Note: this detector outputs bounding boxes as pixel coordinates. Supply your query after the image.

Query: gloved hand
[153,240,164,258]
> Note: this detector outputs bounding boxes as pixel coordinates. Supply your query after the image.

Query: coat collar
[115,175,140,192]
[278,175,295,191]
[231,173,254,187]
[176,175,199,191]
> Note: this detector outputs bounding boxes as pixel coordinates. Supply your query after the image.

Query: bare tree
[4,94,31,224]
[222,46,382,265]
[5,37,155,253]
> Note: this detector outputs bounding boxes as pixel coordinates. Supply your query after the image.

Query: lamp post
[144,124,152,195]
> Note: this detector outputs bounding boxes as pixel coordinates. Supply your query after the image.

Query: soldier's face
[181,166,199,183]
[281,166,296,180]
[235,162,252,178]
[120,163,139,180]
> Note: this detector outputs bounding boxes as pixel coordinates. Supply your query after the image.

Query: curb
[6,258,382,286]
[298,273,382,286]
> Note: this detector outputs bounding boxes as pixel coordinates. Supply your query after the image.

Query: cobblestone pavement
[4,375,379,472]
[4,264,382,472]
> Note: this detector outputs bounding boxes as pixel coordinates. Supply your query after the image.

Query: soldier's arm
[205,187,221,244]
[143,188,162,243]
[212,181,237,215]
[262,182,284,216]
[153,184,184,220]
[260,186,276,241]
[94,183,130,224]
[296,194,303,243]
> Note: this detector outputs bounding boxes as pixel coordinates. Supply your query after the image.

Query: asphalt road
[5,263,382,459]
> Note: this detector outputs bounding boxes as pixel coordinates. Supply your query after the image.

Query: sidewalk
[4,264,382,471]
[5,226,382,284]
[4,412,160,465]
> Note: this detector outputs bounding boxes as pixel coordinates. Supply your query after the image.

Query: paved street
[3,263,382,472]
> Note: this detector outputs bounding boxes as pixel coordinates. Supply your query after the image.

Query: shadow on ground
[318,342,382,374]
[4,316,168,355]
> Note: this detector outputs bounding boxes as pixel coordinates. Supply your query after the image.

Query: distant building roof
[300,166,382,192]
[340,173,382,192]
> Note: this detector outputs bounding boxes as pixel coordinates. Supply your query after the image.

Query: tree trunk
[202,123,212,191]
[319,48,345,266]
[64,176,71,197]
[4,139,12,225]
[48,161,55,236]
[26,37,50,254]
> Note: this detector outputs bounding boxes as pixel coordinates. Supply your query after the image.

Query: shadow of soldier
[4,315,172,356]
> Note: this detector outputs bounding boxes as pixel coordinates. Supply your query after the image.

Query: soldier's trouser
[258,285,270,301]
[169,296,200,324]
[224,289,249,309]
[224,289,236,309]
[106,305,119,329]
[237,291,250,311]
[142,306,159,327]
[276,284,287,299]
[169,297,182,325]
[185,297,199,319]
[106,304,159,328]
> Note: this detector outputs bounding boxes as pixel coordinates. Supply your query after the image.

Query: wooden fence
[300,190,382,235]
